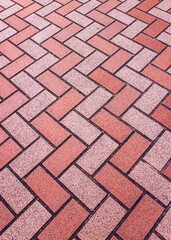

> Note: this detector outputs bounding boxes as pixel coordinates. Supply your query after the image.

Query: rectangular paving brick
[117,195,164,240]
[18,90,56,121]
[16,3,42,18]
[32,112,70,147]
[116,66,151,91]
[0,168,33,214]
[76,22,104,41]
[5,15,29,31]
[0,56,10,69]
[135,84,168,114]
[127,48,157,72]
[2,113,38,148]
[137,0,160,12]
[153,47,171,70]
[0,4,22,19]
[60,165,106,210]
[77,134,118,174]
[25,13,50,29]
[63,69,97,95]
[92,109,132,143]
[76,87,112,118]
[38,199,88,240]
[149,7,171,23]
[129,161,171,205]
[47,89,84,120]
[0,201,13,232]
[97,0,120,13]
[31,24,60,43]
[0,91,28,122]
[111,34,142,54]
[1,54,34,78]
[77,0,100,14]
[0,201,51,240]
[42,38,71,58]
[122,107,163,140]
[152,105,171,130]
[157,32,171,46]
[0,40,23,60]
[95,163,142,208]
[88,35,118,55]
[25,166,69,212]
[51,52,83,76]
[61,111,101,145]
[0,127,8,144]
[54,23,82,42]
[106,85,140,116]
[142,65,171,90]
[87,10,114,26]
[11,72,43,98]
[66,11,93,27]
[19,39,47,59]
[0,138,21,169]
[134,33,166,53]
[144,19,169,38]
[144,131,171,171]
[108,9,135,25]
[102,49,132,73]
[78,197,126,240]
[65,36,94,57]
[0,27,17,43]
[89,68,125,94]
[156,207,171,240]
[46,12,71,28]
[76,51,107,75]
[10,137,53,177]
[36,2,61,16]
[122,20,147,39]
[110,133,150,173]
[43,136,86,177]
[129,8,156,24]
[99,21,126,40]
[10,25,38,44]
[25,53,58,77]
[37,70,69,96]
[117,0,139,12]
[56,1,81,15]
[0,74,16,99]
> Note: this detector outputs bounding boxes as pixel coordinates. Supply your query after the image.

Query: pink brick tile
[51,52,83,76]
[37,70,69,96]
[56,0,81,15]
[99,21,126,40]
[0,91,28,122]
[117,195,164,239]
[106,85,140,116]
[87,10,114,26]
[0,128,8,144]
[47,89,84,120]
[43,136,86,177]
[1,54,34,78]
[25,166,69,212]
[97,0,120,13]
[17,3,42,18]
[95,163,142,208]
[0,40,23,60]
[42,38,71,58]
[0,138,21,169]
[32,112,70,147]
[92,109,132,143]
[46,12,71,28]
[110,133,150,173]
[0,201,13,231]
[0,74,16,99]
[5,15,29,31]
[39,200,88,240]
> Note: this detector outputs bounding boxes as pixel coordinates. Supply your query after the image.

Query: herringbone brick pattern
[0,0,170,239]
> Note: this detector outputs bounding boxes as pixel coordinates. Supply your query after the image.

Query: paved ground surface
[0,0,171,239]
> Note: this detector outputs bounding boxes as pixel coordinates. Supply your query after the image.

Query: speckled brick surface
[0,0,170,239]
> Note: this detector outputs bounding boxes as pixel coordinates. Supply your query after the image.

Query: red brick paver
[0,0,170,239]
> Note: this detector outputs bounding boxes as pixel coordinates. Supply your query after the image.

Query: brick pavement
[0,0,171,239]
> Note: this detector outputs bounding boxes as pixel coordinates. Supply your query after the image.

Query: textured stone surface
[156,208,171,240]
[60,165,106,210]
